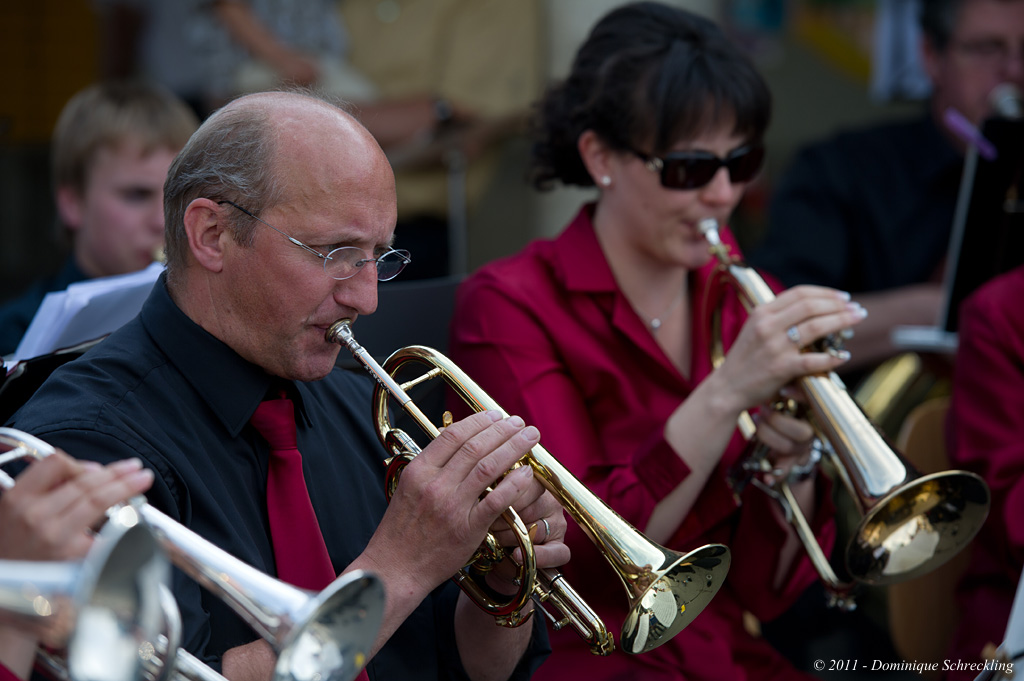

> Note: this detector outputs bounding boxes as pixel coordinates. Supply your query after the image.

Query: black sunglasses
[631,144,765,190]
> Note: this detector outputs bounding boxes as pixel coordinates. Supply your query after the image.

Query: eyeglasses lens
[324,247,411,281]
[375,250,411,281]
[661,146,764,190]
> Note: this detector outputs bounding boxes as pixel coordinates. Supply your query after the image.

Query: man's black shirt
[749,112,963,293]
[8,273,548,680]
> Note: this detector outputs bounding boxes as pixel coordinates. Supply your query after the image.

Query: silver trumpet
[697,218,991,610]
[0,514,167,681]
[32,584,225,681]
[0,427,385,681]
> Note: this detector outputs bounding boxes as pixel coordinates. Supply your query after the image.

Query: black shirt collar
[138,273,298,437]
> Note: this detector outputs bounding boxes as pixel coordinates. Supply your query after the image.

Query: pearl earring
[600,176,612,187]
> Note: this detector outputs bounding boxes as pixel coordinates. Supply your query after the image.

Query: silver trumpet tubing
[0,515,167,681]
[0,427,385,681]
[697,218,991,610]
[326,319,730,656]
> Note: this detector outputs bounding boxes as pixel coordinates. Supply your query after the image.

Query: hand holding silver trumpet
[698,217,990,610]
[0,512,167,681]
[0,428,385,681]
[0,449,160,681]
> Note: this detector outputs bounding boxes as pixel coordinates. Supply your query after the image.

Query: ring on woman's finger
[786,325,801,346]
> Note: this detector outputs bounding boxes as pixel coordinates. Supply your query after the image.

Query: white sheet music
[8,263,163,366]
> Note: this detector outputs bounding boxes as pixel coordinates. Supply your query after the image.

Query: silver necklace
[634,287,686,331]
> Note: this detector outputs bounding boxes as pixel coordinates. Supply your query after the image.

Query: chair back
[0,336,105,423]
[888,396,970,676]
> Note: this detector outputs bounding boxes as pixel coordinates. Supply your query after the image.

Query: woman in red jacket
[449,3,867,679]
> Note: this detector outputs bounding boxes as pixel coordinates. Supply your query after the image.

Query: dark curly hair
[529,1,771,190]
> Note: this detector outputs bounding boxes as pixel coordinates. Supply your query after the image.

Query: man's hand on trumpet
[484,465,569,598]
[345,409,569,659]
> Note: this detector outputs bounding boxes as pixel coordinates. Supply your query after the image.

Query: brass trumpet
[697,218,991,609]
[326,319,730,655]
[0,427,384,681]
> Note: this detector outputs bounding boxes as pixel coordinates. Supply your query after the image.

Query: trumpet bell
[274,570,385,681]
[0,515,167,681]
[140,503,384,681]
[621,544,730,655]
[69,516,168,681]
[847,470,991,585]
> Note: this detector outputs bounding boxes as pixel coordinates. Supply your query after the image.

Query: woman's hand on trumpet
[654,286,862,543]
[0,450,154,562]
[750,396,819,487]
[713,285,868,414]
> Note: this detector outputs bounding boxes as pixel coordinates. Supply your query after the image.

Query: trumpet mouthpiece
[697,218,721,244]
[991,83,1023,119]
[325,318,353,344]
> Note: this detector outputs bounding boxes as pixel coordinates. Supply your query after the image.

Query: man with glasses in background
[747,0,1024,674]
[749,0,1024,377]
[5,90,567,681]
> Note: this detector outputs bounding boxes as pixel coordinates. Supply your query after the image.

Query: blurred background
[0,0,922,304]
[0,2,956,678]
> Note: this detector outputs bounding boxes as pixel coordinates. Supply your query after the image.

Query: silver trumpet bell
[0,427,385,681]
[697,218,991,609]
[32,583,230,681]
[0,515,167,681]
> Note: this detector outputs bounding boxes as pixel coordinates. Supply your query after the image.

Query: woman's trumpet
[0,515,167,681]
[0,427,384,681]
[697,218,991,609]
[326,319,730,656]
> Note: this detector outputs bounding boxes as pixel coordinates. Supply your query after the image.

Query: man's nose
[334,265,379,316]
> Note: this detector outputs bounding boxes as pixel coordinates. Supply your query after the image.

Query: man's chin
[285,342,342,382]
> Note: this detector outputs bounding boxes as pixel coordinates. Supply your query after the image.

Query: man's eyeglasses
[951,39,1024,68]
[631,144,765,190]
[218,200,411,281]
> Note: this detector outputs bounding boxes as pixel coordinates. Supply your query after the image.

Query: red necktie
[250,393,336,590]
